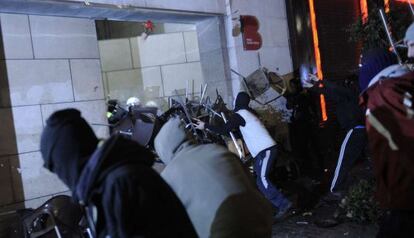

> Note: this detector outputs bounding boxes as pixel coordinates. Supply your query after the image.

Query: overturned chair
[22,195,90,238]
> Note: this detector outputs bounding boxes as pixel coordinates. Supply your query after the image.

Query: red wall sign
[240,15,262,51]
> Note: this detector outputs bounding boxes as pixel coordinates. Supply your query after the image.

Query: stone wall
[0,14,108,211]
[99,28,203,106]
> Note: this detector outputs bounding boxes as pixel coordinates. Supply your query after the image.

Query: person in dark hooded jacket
[40,108,197,238]
[304,73,368,196]
[195,92,292,220]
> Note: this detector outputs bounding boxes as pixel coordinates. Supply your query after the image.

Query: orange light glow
[320,94,327,121]
[360,0,368,23]
[384,0,390,13]
[308,0,328,122]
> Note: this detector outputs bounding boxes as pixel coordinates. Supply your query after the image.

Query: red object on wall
[240,15,262,51]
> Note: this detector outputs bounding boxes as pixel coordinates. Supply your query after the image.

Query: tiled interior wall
[99,28,203,108]
[0,14,108,211]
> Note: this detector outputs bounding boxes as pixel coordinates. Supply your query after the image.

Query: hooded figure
[233,91,252,112]
[40,109,196,238]
[194,92,292,220]
[358,48,407,92]
[361,71,414,238]
[303,72,368,195]
[359,24,414,238]
[154,117,273,237]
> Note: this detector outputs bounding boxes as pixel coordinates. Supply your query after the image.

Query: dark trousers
[377,210,414,238]
[330,127,367,192]
[254,146,290,209]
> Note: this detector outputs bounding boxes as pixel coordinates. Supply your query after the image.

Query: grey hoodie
[154,117,273,238]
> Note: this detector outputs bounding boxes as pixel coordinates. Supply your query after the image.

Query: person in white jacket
[195,92,293,219]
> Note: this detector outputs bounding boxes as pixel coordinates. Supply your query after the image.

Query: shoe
[274,201,294,221]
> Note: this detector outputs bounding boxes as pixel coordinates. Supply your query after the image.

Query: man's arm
[204,113,246,135]
[304,74,353,103]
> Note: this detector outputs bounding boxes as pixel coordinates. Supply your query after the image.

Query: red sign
[240,15,262,51]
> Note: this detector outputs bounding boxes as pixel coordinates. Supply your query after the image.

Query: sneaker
[274,201,294,221]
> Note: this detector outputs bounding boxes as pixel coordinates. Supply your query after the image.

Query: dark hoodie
[234,92,251,112]
[40,109,197,238]
[310,80,364,130]
[206,92,253,134]
[40,109,98,191]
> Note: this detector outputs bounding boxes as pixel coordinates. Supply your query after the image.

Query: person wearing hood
[154,116,273,237]
[194,91,293,220]
[40,109,197,238]
[304,72,370,198]
[359,24,414,238]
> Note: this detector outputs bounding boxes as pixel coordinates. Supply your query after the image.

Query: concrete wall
[99,28,202,108]
[0,14,108,211]
[193,0,292,116]
[224,0,292,115]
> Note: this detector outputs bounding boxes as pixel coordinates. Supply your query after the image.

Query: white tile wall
[41,100,109,139]
[269,0,287,19]
[161,62,204,96]
[259,46,293,75]
[106,69,142,102]
[14,152,68,200]
[163,23,196,33]
[197,18,223,54]
[70,59,105,101]
[130,33,186,68]
[0,14,33,59]
[259,17,289,48]
[6,60,73,106]
[184,31,200,62]
[199,49,226,84]
[234,47,260,76]
[30,15,99,59]
[141,66,163,97]
[99,39,133,71]
[0,13,114,210]
[12,105,44,153]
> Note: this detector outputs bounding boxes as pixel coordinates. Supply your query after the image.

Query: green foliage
[348,0,412,51]
[339,180,381,224]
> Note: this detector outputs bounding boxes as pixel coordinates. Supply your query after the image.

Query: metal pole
[409,3,414,18]
[221,112,243,159]
[200,84,208,104]
[174,90,197,136]
[379,9,402,65]
[185,80,189,100]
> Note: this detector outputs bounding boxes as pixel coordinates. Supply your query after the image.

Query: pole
[221,112,244,159]
[379,9,402,65]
